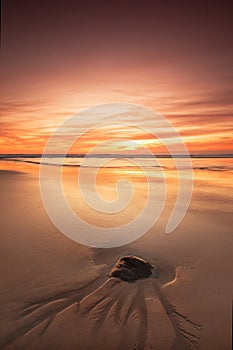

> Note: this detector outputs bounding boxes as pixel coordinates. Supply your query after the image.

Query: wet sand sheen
[0,166,232,349]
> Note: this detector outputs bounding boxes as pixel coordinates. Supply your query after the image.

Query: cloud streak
[1,1,232,154]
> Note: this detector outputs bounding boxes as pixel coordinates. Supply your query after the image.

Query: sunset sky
[1,1,233,155]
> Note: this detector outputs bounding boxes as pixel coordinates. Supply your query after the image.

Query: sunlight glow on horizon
[1,101,232,155]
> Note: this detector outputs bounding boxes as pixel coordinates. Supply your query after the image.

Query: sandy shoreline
[0,167,232,349]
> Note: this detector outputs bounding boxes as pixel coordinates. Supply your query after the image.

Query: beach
[1,2,233,349]
[0,158,232,349]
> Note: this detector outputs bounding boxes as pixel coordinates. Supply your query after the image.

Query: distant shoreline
[0,154,233,159]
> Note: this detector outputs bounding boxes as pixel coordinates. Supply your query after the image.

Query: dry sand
[0,166,232,349]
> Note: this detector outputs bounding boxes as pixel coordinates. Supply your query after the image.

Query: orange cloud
[1,82,232,155]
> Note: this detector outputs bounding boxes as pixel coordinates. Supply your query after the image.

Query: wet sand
[0,166,232,349]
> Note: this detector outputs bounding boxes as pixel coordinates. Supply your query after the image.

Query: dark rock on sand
[109,255,157,282]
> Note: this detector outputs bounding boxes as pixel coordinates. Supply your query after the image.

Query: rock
[109,255,156,282]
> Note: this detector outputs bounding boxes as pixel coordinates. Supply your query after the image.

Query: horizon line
[0,153,233,159]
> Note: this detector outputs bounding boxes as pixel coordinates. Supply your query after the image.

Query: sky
[1,0,233,154]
